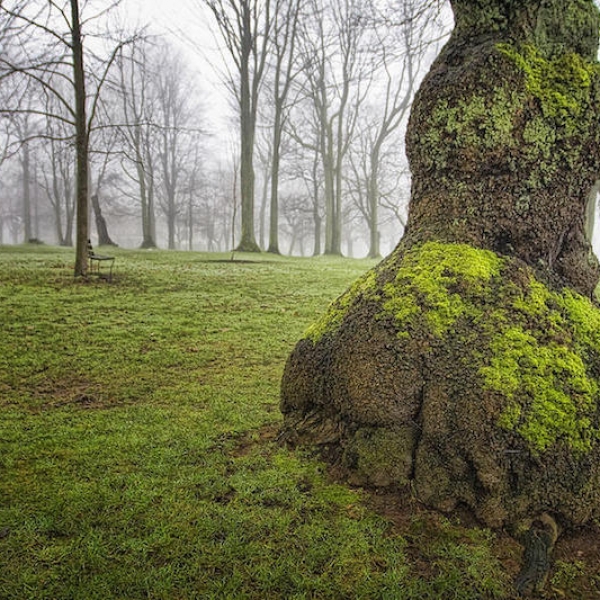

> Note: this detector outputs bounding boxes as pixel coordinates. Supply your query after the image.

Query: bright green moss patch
[559,289,600,352]
[481,329,598,453]
[304,241,600,456]
[496,43,597,125]
[381,242,502,337]
[382,243,600,455]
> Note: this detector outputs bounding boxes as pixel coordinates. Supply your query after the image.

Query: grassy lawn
[1,244,595,599]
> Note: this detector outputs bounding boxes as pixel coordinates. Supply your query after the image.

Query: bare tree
[347,0,447,258]
[12,106,35,243]
[38,88,76,246]
[89,122,119,246]
[291,0,374,255]
[0,0,137,273]
[264,0,302,254]
[199,0,273,252]
[112,38,158,248]
[154,46,204,250]
[182,135,204,250]
[109,38,206,250]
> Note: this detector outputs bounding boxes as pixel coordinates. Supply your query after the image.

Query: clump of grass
[0,245,532,598]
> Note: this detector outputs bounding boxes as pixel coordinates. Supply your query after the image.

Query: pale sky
[120,0,235,145]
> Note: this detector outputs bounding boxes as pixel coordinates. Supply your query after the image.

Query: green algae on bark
[281,241,600,527]
[307,241,600,456]
[281,0,600,532]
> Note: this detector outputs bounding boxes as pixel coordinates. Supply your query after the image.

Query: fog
[3,0,598,260]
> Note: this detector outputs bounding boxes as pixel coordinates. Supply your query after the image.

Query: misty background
[1,0,598,259]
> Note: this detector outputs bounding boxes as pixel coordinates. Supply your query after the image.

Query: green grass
[0,245,518,598]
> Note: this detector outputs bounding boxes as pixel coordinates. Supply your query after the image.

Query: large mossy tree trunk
[406,0,600,297]
[280,0,600,532]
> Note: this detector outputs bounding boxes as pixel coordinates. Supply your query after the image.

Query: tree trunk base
[235,240,262,253]
[281,241,600,531]
[280,1,600,571]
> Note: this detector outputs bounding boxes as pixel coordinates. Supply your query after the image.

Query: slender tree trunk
[288,230,297,255]
[346,222,353,257]
[367,150,381,259]
[231,161,239,254]
[313,213,322,256]
[71,0,89,276]
[188,194,193,251]
[136,157,156,249]
[311,155,322,256]
[237,20,260,253]
[322,123,336,255]
[137,162,151,247]
[259,171,268,250]
[91,194,117,246]
[149,193,156,244]
[332,125,344,256]
[21,142,31,243]
[65,183,75,246]
[32,167,40,240]
[167,205,176,249]
[238,110,259,251]
[267,119,282,254]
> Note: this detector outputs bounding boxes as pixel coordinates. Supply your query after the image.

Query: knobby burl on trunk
[280,0,600,545]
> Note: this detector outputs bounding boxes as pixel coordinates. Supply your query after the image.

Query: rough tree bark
[281,0,600,542]
[71,0,89,277]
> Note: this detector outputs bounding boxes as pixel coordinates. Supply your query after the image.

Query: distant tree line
[0,0,449,272]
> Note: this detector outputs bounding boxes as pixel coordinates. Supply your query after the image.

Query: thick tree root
[515,514,559,595]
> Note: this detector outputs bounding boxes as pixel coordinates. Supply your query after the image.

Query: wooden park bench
[87,240,115,282]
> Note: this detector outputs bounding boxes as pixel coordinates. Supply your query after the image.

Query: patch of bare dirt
[230,422,280,457]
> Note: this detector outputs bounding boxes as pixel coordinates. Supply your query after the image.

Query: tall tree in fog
[183,136,203,250]
[200,0,272,252]
[112,40,205,250]
[348,0,443,258]
[293,0,373,255]
[11,91,36,243]
[265,0,302,254]
[113,39,158,248]
[154,47,204,250]
[38,88,76,246]
[89,120,119,246]
[0,0,131,275]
